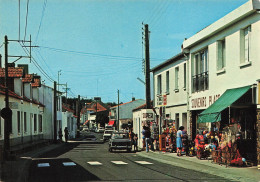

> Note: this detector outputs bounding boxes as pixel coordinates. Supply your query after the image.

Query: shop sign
[142,109,154,121]
[163,95,167,105]
[191,94,220,109]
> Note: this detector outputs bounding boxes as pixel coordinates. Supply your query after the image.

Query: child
[133,134,138,152]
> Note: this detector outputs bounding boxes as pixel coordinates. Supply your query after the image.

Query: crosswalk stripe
[135,161,153,165]
[87,161,102,165]
[63,162,76,166]
[111,161,128,165]
[37,163,50,167]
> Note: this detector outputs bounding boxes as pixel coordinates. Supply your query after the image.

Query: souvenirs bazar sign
[191,94,221,109]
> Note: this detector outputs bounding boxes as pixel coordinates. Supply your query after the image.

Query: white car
[103,130,114,141]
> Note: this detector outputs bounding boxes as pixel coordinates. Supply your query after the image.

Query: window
[175,113,179,130]
[184,63,187,89]
[217,39,226,70]
[24,112,27,133]
[244,26,251,63]
[166,71,169,93]
[175,67,179,91]
[157,75,162,95]
[240,26,251,64]
[192,48,209,92]
[38,115,42,132]
[17,111,21,133]
[34,114,37,132]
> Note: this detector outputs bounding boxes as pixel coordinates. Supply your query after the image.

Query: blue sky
[0,0,248,103]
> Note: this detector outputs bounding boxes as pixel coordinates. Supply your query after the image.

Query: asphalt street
[27,132,232,182]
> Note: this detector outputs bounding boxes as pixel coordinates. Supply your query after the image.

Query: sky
[0,0,248,103]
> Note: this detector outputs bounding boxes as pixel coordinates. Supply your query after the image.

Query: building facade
[152,53,188,135]
[182,0,260,165]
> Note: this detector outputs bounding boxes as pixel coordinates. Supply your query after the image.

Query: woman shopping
[176,126,184,156]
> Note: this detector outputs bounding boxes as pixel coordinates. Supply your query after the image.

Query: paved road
[28,132,232,182]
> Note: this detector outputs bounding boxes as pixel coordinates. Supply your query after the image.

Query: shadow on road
[28,158,101,182]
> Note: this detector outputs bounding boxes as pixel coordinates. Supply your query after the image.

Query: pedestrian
[142,126,146,148]
[58,128,63,142]
[64,127,69,143]
[144,127,151,152]
[176,126,184,156]
[133,134,138,152]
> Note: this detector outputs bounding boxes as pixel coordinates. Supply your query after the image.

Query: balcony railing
[192,72,208,92]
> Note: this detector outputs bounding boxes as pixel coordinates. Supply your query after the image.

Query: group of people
[129,129,138,152]
[58,127,69,143]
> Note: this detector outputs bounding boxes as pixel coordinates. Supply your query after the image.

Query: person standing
[133,134,138,152]
[145,127,151,152]
[58,128,63,142]
[142,126,146,148]
[64,127,69,143]
[176,126,184,156]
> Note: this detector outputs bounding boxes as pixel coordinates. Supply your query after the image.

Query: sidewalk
[137,150,260,182]
[0,142,65,182]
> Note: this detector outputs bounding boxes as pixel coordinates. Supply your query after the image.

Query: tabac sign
[141,109,154,121]
[190,94,221,110]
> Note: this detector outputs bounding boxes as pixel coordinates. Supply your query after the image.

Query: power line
[38,46,166,61]
[19,42,55,82]
[24,0,30,41]
[35,0,47,43]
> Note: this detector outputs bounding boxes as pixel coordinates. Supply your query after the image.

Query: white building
[182,0,260,165]
[62,104,77,140]
[152,53,188,134]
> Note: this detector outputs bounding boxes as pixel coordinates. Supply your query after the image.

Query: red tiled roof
[32,78,41,88]
[111,100,140,109]
[62,104,74,113]
[0,67,24,78]
[22,74,33,83]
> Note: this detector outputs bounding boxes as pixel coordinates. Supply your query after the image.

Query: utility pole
[57,70,61,92]
[144,24,151,109]
[53,81,57,143]
[3,35,11,160]
[117,89,120,131]
[76,95,80,138]
[0,54,2,68]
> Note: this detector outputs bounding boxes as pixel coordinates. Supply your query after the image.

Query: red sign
[163,95,167,105]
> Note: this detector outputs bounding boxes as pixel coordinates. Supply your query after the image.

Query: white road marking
[135,161,153,165]
[37,163,50,167]
[63,162,76,166]
[111,161,128,165]
[87,161,102,165]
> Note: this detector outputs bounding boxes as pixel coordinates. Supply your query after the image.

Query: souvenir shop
[195,85,257,165]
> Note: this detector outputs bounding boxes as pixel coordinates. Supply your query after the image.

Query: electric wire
[24,0,30,41]
[38,46,166,61]
[35,0,47,43]
[19,42,55,83]
[149,0,169,28]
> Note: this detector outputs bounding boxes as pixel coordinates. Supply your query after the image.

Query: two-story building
[182,0,260,165]
[152,53,188,135]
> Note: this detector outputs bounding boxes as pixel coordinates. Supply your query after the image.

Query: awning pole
[229,106,231,124]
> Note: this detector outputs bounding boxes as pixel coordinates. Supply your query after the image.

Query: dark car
[108,132,132,152]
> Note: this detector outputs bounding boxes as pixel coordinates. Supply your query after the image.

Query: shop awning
[108,120,115,126]
[198,85,251,123]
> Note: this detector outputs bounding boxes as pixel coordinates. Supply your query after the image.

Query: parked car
[103,130,114,141]
[99,127,105,133]
[108,132,132,152]
[105,125,114,131]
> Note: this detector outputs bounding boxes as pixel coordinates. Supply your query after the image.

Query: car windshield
[86,135,96,138]
[112,133,128,139]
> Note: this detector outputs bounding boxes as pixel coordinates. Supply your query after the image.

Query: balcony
[192,72,208,92]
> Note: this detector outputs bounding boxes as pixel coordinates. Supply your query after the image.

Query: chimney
[18,64,29,75]
[132,97,135,101]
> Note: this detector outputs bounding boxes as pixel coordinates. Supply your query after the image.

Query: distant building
[110,99,146,130]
